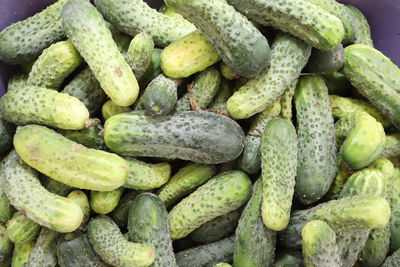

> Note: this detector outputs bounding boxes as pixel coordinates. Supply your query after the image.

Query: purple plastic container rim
[0,0,399,96]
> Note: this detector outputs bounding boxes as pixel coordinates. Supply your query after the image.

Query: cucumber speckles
[126,32,154,80]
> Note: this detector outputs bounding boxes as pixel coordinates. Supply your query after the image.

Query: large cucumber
[110,191,138,229]
[346,5,374,46]
[6,212,40,244]
[126,32,154,80]
[12,240,34,267]
[14,125,128,191]
[0,225,12,267]
[90,188,124,215]
[58,121,105,150]
[62,0,139,107]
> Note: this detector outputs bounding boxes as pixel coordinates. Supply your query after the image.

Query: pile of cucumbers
[0,0,399,266]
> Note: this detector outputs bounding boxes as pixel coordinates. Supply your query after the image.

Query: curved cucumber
[90,188,124,215]
[7,73,27,92]
[0,225,12,266]
[12,240,34,267]
[24,228,58,267]
[346,5,373,46]
[14,125,129,191]
[110,191,138,228]
[208,79,233,110]
[306,44,345,75]
[67,190,90,228]
[102,100,131,121]
[127,32,154,80]
[280,79,297,121]
[58,121,105,150]
[6,212,40,244]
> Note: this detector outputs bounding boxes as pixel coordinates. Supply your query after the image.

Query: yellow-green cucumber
[12,240,34,267]
[6,212,40,244]
[0,176,15,224]
[0,224,12,266]
[102,100,131,121]
[7,73,27,92]
[126,31,154,80]
[280,79,298,121]
[90,188,124,215]
[67,190,90,227]
[23,228,58,267]
[383,134,400,158]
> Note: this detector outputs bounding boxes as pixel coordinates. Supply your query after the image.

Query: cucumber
[112,30,132,53]
[346,5,374,46]
[62,0,139,107]
[0,0,67,65]
[372,158,395,183]
[325,157,352,200]
[41,175,72,197]
[0,85,89,130]
[227,0,344,51]
[23,228,58,267]
[274,251,304,267]
[0,174,15,224]
[306,45,345,75]
[382,249,400,267]
[0,225,12,266]
[219,63,240,81]
[128,193,177,267]
[261,118,298,231]
[0,119,14,157]
[7,74,27,92]
[213,264,231,267]
[6,212,40,244]
[67,190,90,228]
[189,208,242,244]
[12,241,34,267]
[164,0,270,78]
[323,71,353,96]
[175,67,221,111]
[110,191,138,229]
[161,30,220,79]
[58,122,105,150]
[126,32,154,80]
[383,134,400,158]
[14,125,129,191]
[238,102,281,174]
[159,5,184,19]
[157,163,216,208]
[87,215,155,267]
[140,48,162,88]
[339,169,386,199]
[168,171,252,239]
[390,169,400,252]
[342,44,400,130]
[27,41,82,89]
[234,179,276,267]
[294,75,337,205]
[280,80,297,121]
[227,33,311,119]
[104,111,245,164]
[90,188,124,215]
[301,220,341,267]
[175,236,235,267]
[61,66,105,116]
[102,100,131,121]
[208,79,233,110]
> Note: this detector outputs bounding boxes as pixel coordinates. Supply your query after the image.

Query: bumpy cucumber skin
[390,169,400,252]
[383,134,400,158]
[110,191,138,228]
[169,171,252,239]
[0,0,67,65]
[382,249,400,267]
[14,125,128,191]
[128,193,177,267]
[140,48,162,88]
[339,169,386,199]
[0,225,12,266]
[88,215,155,267]
[58,123,105,150]
[208,79,233,110]
[280,79,297,121]
[295,75,337,205]
[104,111,245,164]
[0,119,14,157]
[325,157,352,200]
[102,100,131,121]
[90,188,124,215]
[24,228,59,267]
[41,175,72,197]
[127,32,154,80]
[6,212,40,244]
[7,73,27,92]
[227,0,344,51]
[62,0,139,107]
[342,44,400,130]
[234,179,276,267]
[161,30,220,79]
[165,0,270,78]
[0,174,15,224]
[346,5,374,46]
[27,41,82,89]
[12,240,34,267]
[67,190,90,228]
[0,85,89,130]
[227,34,311,119]
[261,118,297,231]
[238,102,281,174]
[306,44,345,75]
[175,236,235,267]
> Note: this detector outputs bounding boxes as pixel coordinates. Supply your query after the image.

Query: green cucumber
[261,118,297,231]
[234,179,276,267]
[128,193,177,267]
[334,116,352,147]
[88,215,155,267]
[306,45,345,75]
[159,5,184,19]
[175,236,235,267]
[227,33,311,119]
[0,85,89,130]
[382,249,400,267]
[41,175,72,197]
[12,241,34,267]
[238,102,281,174]
[6,212,40,244]
[342,44,400,130]
[323,71,353,96]
[0,173,15,224]
[127,32,154,80]
[390,169,400,252]
[67,190,90,228]
[208,79,233,110]
[274,251,304,267]
[383,134,400,158]
[219,63,240,81]
[346,5,374,46]
[90,188,124,215]
[301,220,341,267]
[24,228,58,267]
[161,30,220,79]
[62,0,139,107]
[104,111,245,164]
[110,191,138,229]
[0,119,14,157]
[112,30,132,53]
[0,225,12,266]
[227,0,344,51]
[27,41,82,89]
[169,171,252,239]
[14,125,129,191]
[325,157,352,200]
[102,100,131,121]
[7,74,27,92]
[294,75,337,204]
[164,0,270,78]
[0,0,67,65]
[157,163,216,208]
[140,48,162,88]
[213,264,231,267]
[339,169,386,199]
[280,80,297,121]
[58,121,105,150]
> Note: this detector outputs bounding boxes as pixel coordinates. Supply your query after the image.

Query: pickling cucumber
[280,80,297,121]
[90,188,124,215]
[383,134,400,158]
[208,79,233,110]
[306,45,344,75]
[110,191,138,229]
[67,190,90,228]
[325,157,352,200]
[58,121,105,150]
[0,173,15,224]
[323,71,353,96]
[126,32,154,80]
[220,63,240,81]
[346,5,374,46]
[24,228,58,267]
[7,73,27,92]
[0,225,12,266]
[41,175,72,197]
[140,48,162,88]
[382,249,400,267]
[102,100,131,121]
[274,251,304,267]
[390,169,400,252]
[12,240,34,267]
[6,212,40,244]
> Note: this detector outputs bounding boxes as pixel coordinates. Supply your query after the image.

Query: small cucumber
[126,32,154,80]
[383,134,400,158]
[27,41,82,89]
[323,71,354,96]
[306,45,345,75]
[169,171,252,239]
[12,241,34,267]
[0,176,15,224]
[390,169,400,252]
[382,249,400,267]
[110,191,138,229]
[88,215,155,267]
[208,79,233,110]
[24,228,58,267]
[128,193,177,267]
[14,125,129,191]
[62,0,139,107]
[102,100,131,121]
[325,157,352,200]
[0,225,12,266]
[140,48,162,88]
[41,175,72,197]
[0,85,89,130]
[7,73,27,92]
[6,212,40,244]
[161,30,220,79]
[280,79,297,121]
[219,63,240,81]
[67,190,90,228]
[346,5,374,46]
[58,121,105,150]
[339,168,386,199]
[90,188,124,215]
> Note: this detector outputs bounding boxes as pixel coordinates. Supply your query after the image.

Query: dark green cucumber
[0,168,15,224]
[128,193,177,267]
[238,102,281,174]
[140,48,162,88]
[14,125,129,191]
[227,33,311,119]
[88,215,155,267]
[325,157,352,200]
[295,75,337,204]
[0,0,68,65]
[23,228,58,267]
[0,119,13,157]
[0,225,12,266]
[90,188,124,215]
[280,80,297,121]
[323,71,353,96]
[127,32,154,80]
[27,40,82,89]
[219,63,240,81]
[382,249,400,267]
[390,168,400,252]
[12,240,34,267]
[0,85,89,130]
[62,0,139,107]
[274,251,304,267]
[383,134,400,158]
[102,100,131,120]
[164,0,270,78]
[67,190,90,228]
[104,111,245,164]
[208,79,233,110]
[346,5,374,46]
[6,212,40,244]
[234,179,276,267]
[110,191,138,228]
[175,236,235,267]
[306,45,345,75]
[41,175,72,197]
[161,30,220,79]
[58,121,105,150]
[169,171,252,239]
[7,73,27,92]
